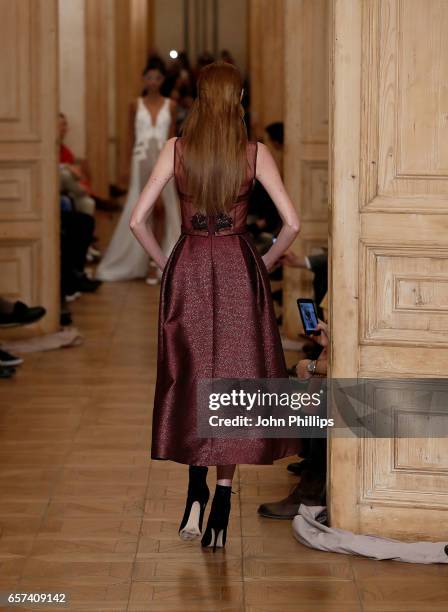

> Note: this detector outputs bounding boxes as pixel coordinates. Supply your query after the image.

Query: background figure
[280,250,328,319]
[95,56,181,282]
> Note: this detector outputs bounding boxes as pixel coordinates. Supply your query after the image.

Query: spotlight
[169,49,178,59]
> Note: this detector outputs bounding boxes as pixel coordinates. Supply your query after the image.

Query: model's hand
[315,321,329,347]
[262,254,273,272]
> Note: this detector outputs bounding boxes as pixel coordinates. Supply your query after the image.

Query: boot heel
[201,484,231,552]
[179,466,209,541]
[212,527,227,552]
[179,498,208,540]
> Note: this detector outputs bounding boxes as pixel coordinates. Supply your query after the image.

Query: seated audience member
[280,250,328,319]
[59,164,96,217]
[258,318,329,519]
[59,196,101,301]
[59,112,111,220]
[0,296,47,377]
[280,250,328,362]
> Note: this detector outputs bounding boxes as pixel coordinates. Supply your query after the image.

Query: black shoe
[257,472,326,520]
[201,484,232,552]
[0,365,16,379]
[0,301,46,327]
[179,466,209,541]
[0,349,23,367]
[75,274,102,293]
[60,301,73,327]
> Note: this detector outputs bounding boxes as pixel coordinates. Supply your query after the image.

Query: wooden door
[248,0,284,141]
[283,0,329,337]
[330,0,448,539]
[85,0,109,199]
[114,0,150,189]
[0,0,59,334]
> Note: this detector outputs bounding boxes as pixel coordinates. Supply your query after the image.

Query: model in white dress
[95,97,181,281]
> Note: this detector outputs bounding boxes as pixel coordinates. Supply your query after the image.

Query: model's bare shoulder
[164,136,178,149]
[255,141,270,158]
[255,141,276,178]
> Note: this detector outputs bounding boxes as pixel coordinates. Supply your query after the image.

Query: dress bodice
[174,137,258,236]
[133,97,171,160]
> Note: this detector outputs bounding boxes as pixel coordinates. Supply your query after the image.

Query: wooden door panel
[362,0,448,212]
[361,244,448,346]
[0,0,40,140]
[283,0,329,337]
[0,0,59,333]
[330,0,448,539]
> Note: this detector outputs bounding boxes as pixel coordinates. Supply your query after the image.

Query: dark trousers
[60,210,94,295]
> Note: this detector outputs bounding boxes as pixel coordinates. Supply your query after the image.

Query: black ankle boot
[201,484,232,552]
[179,466,209,540]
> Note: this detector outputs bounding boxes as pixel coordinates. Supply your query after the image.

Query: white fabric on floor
[2,327,83,353]
[292,504,448,564]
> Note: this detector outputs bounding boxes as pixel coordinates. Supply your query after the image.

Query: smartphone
[297,298,321,335]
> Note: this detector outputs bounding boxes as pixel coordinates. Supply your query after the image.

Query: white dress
[95,97,181,281]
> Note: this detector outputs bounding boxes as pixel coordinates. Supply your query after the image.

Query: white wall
[58,0,86,157]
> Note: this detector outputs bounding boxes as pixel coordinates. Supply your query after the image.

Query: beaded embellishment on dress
[215,213,233,230]
[191,212,208,230]
[190,212,233,231]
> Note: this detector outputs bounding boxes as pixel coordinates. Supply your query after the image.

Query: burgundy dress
[151,137,301,465]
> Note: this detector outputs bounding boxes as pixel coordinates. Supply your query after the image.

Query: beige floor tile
[244,580,360,607]
[1,277,446,611]
[128,581,243,610]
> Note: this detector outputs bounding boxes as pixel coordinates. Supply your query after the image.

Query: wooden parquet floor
[1,280,448,611]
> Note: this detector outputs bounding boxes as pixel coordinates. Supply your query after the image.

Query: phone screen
[297,299,320,335]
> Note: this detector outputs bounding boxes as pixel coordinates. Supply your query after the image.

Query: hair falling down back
[180,61,248,215]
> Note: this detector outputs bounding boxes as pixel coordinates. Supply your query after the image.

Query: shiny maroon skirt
[151,231,302,465]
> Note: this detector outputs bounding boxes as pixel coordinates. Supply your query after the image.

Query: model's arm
[129,137,177,270]
[255,142,300,270]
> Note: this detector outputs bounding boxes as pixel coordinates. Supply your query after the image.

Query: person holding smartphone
[297,319,328,379]
[258,318,329,520]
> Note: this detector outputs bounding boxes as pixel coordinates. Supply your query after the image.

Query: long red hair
[180,61,248,215]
